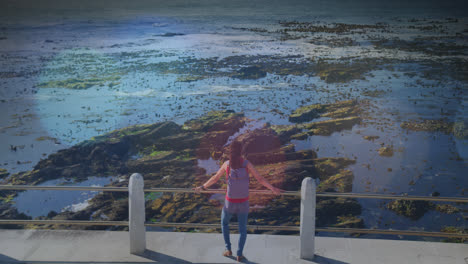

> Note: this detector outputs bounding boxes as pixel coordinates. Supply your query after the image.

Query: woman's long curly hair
[229,140,243,169]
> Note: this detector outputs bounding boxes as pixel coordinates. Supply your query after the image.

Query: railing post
[129,173,146,254]
[300,177,316,260]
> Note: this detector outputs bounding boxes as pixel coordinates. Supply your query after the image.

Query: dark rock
[289,100,360,123]
[235,127,282,155]
[0,203,31,229]
[313,158,356,177]
[333,215,364,228]
[378,146,394,157]
[0,168,8,179]
[233,65,267,79]
[363,135,380,141]
[440,227,467,243]
[304,116,361,136]
[316,198,362,227]
[157,33,185,37]
[386,200,435,220]
[183,110,244,132]
[453,121,468,139]
[289,104,326,123]
[400,119,453,134]
[435,204,460,214]
[47,211,58,218]
[270,125,302,143]
[318,170,354,192]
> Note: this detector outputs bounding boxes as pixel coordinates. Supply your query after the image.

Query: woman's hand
[193,186,205,193]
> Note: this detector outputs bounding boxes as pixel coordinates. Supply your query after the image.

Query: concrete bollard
[300,177,316,260]
[129,173,146,254]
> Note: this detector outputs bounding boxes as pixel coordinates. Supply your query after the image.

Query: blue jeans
[221,208,248,257]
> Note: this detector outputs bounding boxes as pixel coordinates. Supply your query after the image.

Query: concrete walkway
[0,229,466,264]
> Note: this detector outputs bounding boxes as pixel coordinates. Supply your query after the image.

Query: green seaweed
[37,75,121,90]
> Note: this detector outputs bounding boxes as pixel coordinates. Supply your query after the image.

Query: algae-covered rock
[245,144,293,165]
[304,116,361,136]
[236,127,282,155]
[289,104,326,123]
[7,110,243,186]
[453,121,468,139]
[244,144,317,166]
[289,100,359,123]
[183,110,244,132]
[290,132,309,140]
[316,198,362,227]
[333,215,364,228]
[313,158,356,178]
[176,75,205,82]
[440,226,467,243]
[401,119,468,139]
[435,204,460,214]
[318,170,354,192]
[386,200,434,220]
[316,62,371,83]
[270,124,302,143]
[37,75,121,90]
[233,65,267,79]
[0,168,8,179]
[193,111,246,159]
[363,135,379,141]
[378,146,394,157]
[400,119,453,134]
[0,203,32,229]
[320,100,361,119]
[4,108,362,232]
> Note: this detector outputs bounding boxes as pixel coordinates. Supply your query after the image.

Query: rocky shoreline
[0,96,466,240]
[0,101,367,233]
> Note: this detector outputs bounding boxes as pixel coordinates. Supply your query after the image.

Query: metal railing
[1,185,466,202]
[1,174,467,260]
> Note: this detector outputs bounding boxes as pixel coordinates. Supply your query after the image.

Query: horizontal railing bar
[1,220,466,238]
[0,185,129,192]
[316,227,468,239]
[144,222,300,231]
[316,193,468,203]
[143,188,300,196]
[0,185,298,196]
[0,220,128,226]
[0,185,466,202]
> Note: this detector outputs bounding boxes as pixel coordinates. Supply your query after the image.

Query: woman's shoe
[223,250,232,257]
[236,255,245,262]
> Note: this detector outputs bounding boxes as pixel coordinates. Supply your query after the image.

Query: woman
[194,140,283,262]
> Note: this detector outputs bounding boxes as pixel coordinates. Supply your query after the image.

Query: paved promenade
[0,229,466,264]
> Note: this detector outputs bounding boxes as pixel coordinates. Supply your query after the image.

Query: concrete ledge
[0,229,466,263]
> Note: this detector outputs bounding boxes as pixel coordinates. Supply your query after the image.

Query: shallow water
[13,176,116,218]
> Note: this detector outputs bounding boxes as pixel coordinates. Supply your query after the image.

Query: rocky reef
[386,200,463,221]
[272,99,362,139]
[386,200,434,220]
[401,119,468,139]
[1,104,362,232]
[289,99,361,123]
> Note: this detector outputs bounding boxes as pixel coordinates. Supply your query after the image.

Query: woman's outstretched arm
[193,161,228,191]
[247,161,283,195]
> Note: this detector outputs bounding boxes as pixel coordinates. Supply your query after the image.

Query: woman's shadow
[138,249,260,264]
